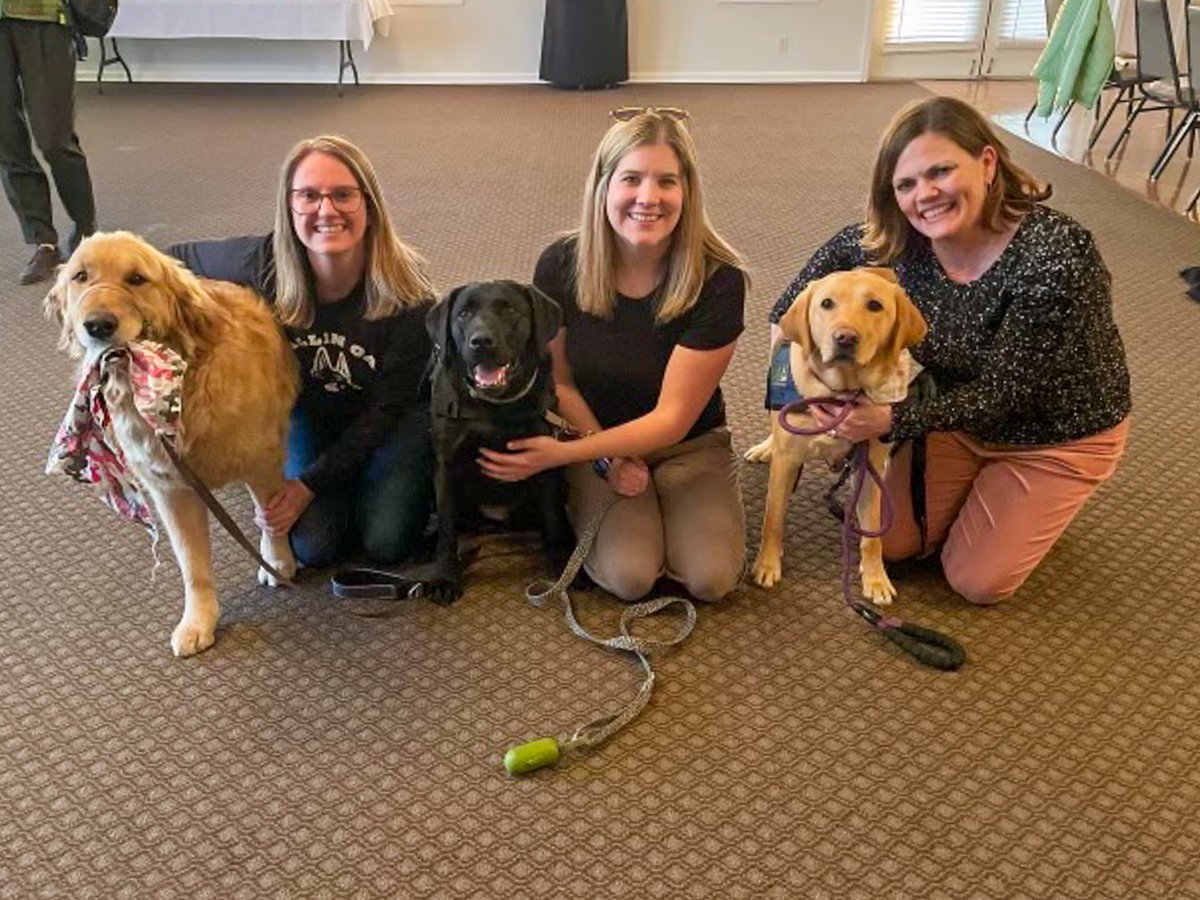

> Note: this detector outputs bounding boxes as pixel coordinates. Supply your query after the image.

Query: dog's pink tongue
[474,364,508,387]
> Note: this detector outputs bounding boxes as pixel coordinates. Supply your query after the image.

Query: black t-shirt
[167,234,432,493]
[533,237,745,442]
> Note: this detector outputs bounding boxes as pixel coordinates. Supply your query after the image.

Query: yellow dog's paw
[751,551,782,589]
[861,568,897,606]
[171,614,217,657]
[743,435,773,464]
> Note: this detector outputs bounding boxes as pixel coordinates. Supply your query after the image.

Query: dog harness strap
[508,494,696,774]
[157,436,295,587]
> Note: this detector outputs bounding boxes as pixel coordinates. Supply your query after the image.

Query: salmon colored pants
[881,418,1129,605]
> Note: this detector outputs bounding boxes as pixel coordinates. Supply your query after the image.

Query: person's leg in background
[653,429,746,602]
[0,19,61,283]
[356,405,435,565]
[565,461,664,601]
[20,20,95,252]
[938,420,1130,605]
[285,407,352,568]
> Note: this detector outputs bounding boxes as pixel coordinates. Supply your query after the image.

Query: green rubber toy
[504,737,561,775]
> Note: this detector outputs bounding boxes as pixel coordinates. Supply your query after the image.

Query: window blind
[883,0,985,45]
[995,0,1051,43]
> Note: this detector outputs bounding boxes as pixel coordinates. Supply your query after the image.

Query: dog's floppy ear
[43,263,74,354]
[427,284,467,358]
[857,266,899,284]
[884,282,928,363]
[778,280,816,359]
[523,284,562,356]
[158,253,223,358]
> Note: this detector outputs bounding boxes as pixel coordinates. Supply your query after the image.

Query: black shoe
[19,244,61,286]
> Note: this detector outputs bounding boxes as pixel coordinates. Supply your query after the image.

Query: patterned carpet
[2,81,1199,899]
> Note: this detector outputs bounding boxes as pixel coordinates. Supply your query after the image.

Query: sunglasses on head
[609,106,690,124]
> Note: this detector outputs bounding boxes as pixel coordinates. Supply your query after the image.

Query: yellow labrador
[750,268,927,604]
[45,232,299,656]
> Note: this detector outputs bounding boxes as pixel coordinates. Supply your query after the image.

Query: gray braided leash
[506,492,696,775]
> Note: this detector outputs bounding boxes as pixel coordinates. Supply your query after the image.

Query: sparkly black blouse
[768,205,1131,446]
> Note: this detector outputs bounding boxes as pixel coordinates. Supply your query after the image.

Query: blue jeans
[285,405,434,568]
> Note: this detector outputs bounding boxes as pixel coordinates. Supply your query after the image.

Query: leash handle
[851,601,966,671]
[330,567,426,601]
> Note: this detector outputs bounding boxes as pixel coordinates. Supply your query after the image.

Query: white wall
[79,0,875,85]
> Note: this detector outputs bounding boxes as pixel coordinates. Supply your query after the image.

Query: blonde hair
[863,96,1051,264]
[272,135,435,329]
[573,111,746,322]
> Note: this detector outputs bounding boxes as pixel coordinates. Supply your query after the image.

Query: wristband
[592,457,613,479]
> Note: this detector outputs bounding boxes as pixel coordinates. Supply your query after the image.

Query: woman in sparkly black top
[767,97,1130,604]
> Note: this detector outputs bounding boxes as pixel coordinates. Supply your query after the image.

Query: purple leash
[777,395,966,671]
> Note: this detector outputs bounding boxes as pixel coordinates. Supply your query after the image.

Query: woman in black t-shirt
[170,135,436,569]
[479,108,748,601]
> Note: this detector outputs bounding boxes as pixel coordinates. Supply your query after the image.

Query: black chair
[1105,0,1187,166]
[1147,1,1200,182]
[1180,5,1200,212]
[1028,0,1144,147]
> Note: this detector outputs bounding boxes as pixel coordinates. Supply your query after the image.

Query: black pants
[0,18,95,247]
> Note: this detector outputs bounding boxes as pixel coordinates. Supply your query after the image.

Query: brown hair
[272,135,435,329]
[574,111,746,322]
[863,96,1051,264]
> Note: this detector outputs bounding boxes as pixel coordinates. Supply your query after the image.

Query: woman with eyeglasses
[479,108,748,602]
[169,135,436,569]
[762,96,1130,605]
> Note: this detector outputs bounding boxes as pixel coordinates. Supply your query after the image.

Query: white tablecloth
[110,0,394,49]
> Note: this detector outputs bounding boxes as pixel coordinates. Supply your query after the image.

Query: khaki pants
[882,419,1130,604]
[566,428,746,602]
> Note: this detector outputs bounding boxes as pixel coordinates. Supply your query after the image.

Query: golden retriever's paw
[861,569,897,606]
[750,551,782,589]
[258,534,296,587]
[743,435,774,464]
[171,615,217,657]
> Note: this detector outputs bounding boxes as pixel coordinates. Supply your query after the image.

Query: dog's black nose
[84,313,118,341]
[468,332,494,350]
[833,330,859,349]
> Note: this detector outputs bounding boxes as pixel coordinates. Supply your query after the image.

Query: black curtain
[540,0,629,89]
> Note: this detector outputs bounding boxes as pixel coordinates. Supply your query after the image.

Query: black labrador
[425,280,573,604]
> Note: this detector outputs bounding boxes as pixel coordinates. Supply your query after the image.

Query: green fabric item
[0,0,65,23]
[1033,0,1116,115]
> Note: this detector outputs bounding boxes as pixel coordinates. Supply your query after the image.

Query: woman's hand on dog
[809,400,894,444]
[256,479,315,535]
[477,436,567,482]
[478,439,648,496]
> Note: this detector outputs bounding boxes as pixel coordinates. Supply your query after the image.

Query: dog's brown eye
[866,299,884,312]
[72,270,88,283]
[819,298,835,310]
[127,272,147,286]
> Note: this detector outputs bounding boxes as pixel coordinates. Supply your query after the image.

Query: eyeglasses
[609,106,690,124]
[289,187,364,215]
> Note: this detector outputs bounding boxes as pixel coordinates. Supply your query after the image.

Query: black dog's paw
[426,577,463,606]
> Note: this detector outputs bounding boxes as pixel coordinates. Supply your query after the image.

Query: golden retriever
[45,231,299,657]
[749,268,927,604]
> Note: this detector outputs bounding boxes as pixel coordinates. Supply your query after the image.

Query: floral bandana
[46,342,187,544]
